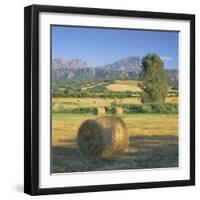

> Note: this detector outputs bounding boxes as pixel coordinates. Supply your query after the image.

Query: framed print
[24,4,195,195]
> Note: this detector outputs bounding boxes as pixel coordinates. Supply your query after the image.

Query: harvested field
[51,113,178,173]
[52,96,177,107]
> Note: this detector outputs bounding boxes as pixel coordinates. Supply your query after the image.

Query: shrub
[111,103,178,114]
[52,103,178,114]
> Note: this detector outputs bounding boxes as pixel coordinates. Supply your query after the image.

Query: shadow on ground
[51,135,178,173]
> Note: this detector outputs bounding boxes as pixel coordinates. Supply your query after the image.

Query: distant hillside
[52,56,178,87]
[100,56,141,72]
[52,58,89,69]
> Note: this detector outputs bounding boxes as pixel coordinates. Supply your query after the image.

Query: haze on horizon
[52,26,179,69]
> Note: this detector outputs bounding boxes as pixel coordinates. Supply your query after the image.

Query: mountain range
[52,56,178,86]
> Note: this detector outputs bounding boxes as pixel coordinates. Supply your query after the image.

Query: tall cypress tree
[139,53,169,104]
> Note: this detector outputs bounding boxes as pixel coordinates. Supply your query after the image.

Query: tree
[64,87,74,96]
[138,53,169,104]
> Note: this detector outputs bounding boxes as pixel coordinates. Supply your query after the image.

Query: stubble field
[51,113,178,173]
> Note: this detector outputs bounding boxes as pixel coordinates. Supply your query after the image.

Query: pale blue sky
[52,26,178,69]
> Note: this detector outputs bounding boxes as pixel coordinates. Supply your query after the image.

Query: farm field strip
[52,113,178,146]
[106,80,141,92]
[52,96,178,106]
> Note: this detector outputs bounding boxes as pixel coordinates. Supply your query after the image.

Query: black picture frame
[24,4,195,196]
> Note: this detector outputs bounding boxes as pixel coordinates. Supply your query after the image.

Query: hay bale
[94,107,106,115]
[52,103,60,112]
[112,107,123,115]
[77,116,128,157]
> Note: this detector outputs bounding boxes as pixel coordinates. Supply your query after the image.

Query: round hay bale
[94,107,106,115]
[52,103,60,112]
[112,107,123,115]
[77,116,128,157]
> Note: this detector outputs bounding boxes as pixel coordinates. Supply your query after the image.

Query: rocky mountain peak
[52,58,89,69]
[102,56,142,72]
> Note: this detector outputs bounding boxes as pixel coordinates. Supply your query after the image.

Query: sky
[52,26,179,69]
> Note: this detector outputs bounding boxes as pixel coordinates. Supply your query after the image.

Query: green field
[52,79,178,114]
[52,79,178,99]
[51,113,178,173]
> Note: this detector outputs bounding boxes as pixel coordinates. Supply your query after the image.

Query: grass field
[51,113,178,173]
